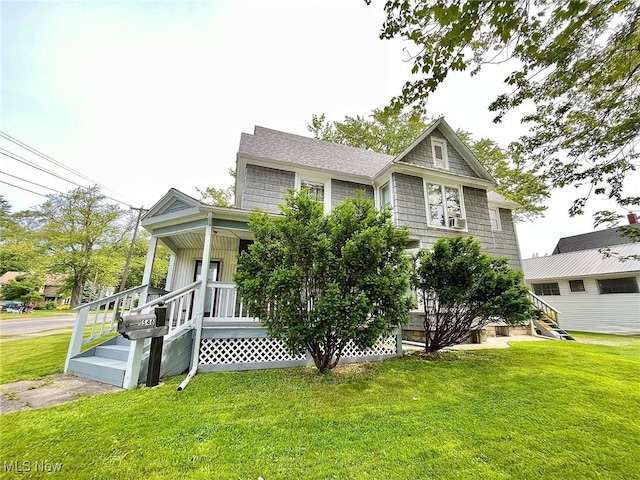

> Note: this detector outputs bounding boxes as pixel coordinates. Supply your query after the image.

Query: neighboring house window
[597,277,639,294]
[300,179,325,205]
[489,207,502,231]
[380,182,392,209]
[431,137,448,169]
[533,283,560,296]
[426,183,464,228]
[569,279,586,293]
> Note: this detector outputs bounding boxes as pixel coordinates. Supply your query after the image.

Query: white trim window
[431,137,449,170]
[380,182,392,209]
[425,182,465,229]
[297,174,331,212]
[489,207,502,231]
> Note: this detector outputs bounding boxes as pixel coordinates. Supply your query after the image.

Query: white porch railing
[64,284,148,372]
[203,281,258,322]
[528,290,561,325]
[132,280,202,338]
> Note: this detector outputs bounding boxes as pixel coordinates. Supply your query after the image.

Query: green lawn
[0,309,74,320]
[1,335,639,479]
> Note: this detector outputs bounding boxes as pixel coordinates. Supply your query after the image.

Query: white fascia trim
[379,162,496,190]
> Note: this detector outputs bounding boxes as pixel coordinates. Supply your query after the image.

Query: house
[64,117,527,389]
[0,271,70,306]
[523,221,640,335]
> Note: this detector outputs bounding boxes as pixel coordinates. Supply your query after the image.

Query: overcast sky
[1,0,637,259]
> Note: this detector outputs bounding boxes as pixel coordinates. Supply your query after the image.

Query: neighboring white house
[523,225,640,335]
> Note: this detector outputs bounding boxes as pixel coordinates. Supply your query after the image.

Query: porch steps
[534,318,576,341]
[66,336,129,387]
[66,330,193,388]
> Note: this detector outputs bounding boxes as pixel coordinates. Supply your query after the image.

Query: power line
[0,148,88,189]
[0,132,138,208]
[0,130,107,191]
[0,170,66,195]
[0,180,48,198]
[0,148,134,208]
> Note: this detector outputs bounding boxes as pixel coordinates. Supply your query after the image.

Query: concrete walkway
[402,334,549,353]
[0,374,122,414]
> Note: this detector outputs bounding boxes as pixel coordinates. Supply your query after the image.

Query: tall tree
[235,190,413,373]
[32,187,129,308]
[373,0,639,232]
[309,109,549,219]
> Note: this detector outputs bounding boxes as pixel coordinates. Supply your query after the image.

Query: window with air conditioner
[426,183,465,229]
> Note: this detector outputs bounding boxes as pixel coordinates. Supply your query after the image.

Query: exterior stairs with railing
[64,283,200,389]
[528,291,575,341]
[67,335,131,387]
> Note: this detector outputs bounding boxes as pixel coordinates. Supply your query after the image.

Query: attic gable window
[431,137,449,170]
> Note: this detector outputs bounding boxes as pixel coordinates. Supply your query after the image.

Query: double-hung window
[426,183,463,228]
[489,208,502,231]
[380,182,392,209]
[300,179,325,205]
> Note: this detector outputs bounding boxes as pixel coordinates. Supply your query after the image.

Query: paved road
[0,315,76,336]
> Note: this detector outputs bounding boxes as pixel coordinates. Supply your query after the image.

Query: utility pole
[119,206,146,292]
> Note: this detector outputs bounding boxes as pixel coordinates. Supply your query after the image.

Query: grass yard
[1,335,639,479]
[0,309,74,321]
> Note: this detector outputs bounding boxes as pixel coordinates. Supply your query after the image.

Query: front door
[194,260,220,316]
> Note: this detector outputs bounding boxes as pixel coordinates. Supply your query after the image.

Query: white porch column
[189,213,214,372]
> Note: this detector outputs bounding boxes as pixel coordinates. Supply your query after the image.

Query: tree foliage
[197,168,236,207]
[375,0,640,231]
[309,108,548,219]
[31,187,129,308]
[308,108,428,155]
[235,190,413,373]
[413,236,534,352]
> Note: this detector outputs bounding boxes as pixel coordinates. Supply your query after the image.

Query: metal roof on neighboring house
[523,243,640,280]
[552,223,640,254]
[238,126,393,178]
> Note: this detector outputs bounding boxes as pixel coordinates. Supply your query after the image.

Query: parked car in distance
[0,301,26,313]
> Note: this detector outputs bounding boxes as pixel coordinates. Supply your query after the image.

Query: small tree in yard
[413,236,534,353]
[235,190,413,373]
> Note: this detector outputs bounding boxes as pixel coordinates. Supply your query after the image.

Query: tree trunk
[70,274,86,309]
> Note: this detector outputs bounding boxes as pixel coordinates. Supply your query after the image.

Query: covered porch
[64,189,402,390]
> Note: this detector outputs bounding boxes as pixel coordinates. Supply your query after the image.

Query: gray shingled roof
[238,126,393,178]
[523,243,640,280]
[552,224,640,254]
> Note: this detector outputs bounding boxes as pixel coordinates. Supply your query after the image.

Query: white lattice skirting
[200,337,306,365]
[198,332,399,371]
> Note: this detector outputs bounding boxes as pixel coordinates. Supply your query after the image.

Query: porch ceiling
[161,229,253,251]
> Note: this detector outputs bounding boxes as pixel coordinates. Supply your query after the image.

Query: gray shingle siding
[489,208,522,270]
[242,164,295,213]
[392,179,521,269]
[331,180,374,208]
[393,173,428,238]
[400,127,479,178]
